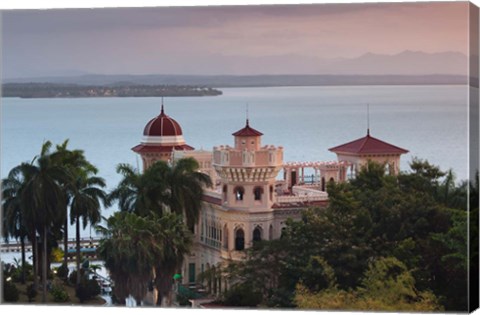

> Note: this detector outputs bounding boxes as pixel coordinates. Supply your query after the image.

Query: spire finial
[246,102,249,126]
[367,103,370,136]
[161,97,165,115]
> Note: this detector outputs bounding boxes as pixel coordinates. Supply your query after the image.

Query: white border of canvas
[0,2,478,315]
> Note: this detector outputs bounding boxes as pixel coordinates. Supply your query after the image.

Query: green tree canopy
[218,159,470,310]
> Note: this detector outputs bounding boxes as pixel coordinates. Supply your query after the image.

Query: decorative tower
[132,103,194,170]
[212,119,284,211]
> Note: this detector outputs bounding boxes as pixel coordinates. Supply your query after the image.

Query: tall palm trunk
[42,225,48,303]
[32,233,39,290]
[20,237,26,284]
[64,217,69,267]
[76,213,81,286]
[155,265,176,306]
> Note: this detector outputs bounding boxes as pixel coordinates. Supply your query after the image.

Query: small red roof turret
[232,119,264,137]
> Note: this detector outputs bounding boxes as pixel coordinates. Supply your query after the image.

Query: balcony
[276,184,328,204]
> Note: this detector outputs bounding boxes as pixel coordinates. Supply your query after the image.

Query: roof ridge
[329,133,408,154]
[358,134,370,151]
[367,134,409,152]
[328,135,367,151]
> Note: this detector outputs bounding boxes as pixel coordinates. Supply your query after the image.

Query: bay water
[0,85,470,242]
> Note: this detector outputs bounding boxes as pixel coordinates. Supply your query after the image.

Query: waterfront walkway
[1,237,102,260]
[1,237,101,252]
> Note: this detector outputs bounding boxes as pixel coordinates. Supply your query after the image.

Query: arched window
[269,185,273,201]
[321,177,326,192]
[269,224,273,240]
[253,227,262,242]
[386,163,395,175]
[234,186,245,201]
[254,186,263,201]
[329,177,335,184]
[222,185,227,201]
[235,229,245,250]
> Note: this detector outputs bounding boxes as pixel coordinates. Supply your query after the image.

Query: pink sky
[2,2,472,77]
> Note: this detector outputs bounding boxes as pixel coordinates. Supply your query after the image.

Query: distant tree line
[2,83,222,98]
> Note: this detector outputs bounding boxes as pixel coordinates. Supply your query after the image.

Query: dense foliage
[294,257,441,311]
[218,160,477,311]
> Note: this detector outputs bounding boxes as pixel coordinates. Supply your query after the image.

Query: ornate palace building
[132,104,408,295]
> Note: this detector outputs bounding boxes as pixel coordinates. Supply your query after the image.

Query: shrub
[76,279,101,303]
[50,284,70,302]
[222,283,262,307]
[177,286,195,306]
[56,263,69,281]
[10,262,33,283]
[3,280,20,302]
[11,268,22,283]
[50,247,64,263]
[87,278,101,296]
[2,263,15,278]
[26,283,37,302]
[68,270,77,285]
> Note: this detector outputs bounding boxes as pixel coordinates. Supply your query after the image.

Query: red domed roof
[143,106,183,137]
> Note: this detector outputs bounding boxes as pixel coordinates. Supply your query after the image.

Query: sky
[1,1,472,78]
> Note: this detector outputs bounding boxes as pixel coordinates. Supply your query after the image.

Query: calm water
[1,85,469,238]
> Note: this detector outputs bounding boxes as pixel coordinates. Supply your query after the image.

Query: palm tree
[108,162,169,216]
[50,139,95,267]
[20,141,70,302]
[96,211,191,306]
[97,212,162,305]
[48,139,108,285]
[108,158,210,305]
[165,158,212,229]
[69,168,108,286]
[110,158,211,223]
[2,167,30,284]
[152,212,193,306]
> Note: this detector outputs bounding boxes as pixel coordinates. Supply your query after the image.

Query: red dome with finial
[143,105,183,137]
[132,102,194,155]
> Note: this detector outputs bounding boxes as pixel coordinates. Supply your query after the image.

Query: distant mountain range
[317,50,468,75]
[3,74,468,88]
[3,51,472,87]
[190,50,469,76]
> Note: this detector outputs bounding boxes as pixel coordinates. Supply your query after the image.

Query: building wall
[185,201,307,292]
[336,153,402,175]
